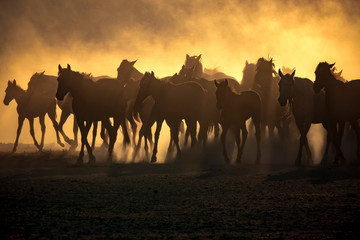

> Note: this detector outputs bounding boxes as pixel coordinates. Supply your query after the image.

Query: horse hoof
[151,156,157,163]
[12,148,16,153]
[58,141,65,148]
[89,156,96,164]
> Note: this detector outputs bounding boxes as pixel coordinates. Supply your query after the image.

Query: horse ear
[278,69,284,78]
[245,60,248,66]
[13,79,16,85]
[58,64,62,72]
[224,79,228,86]
[67,64,71,70]
[197,54,202,60]
[8,80,11,86]
[339,70,343,75]
[291,70,296,78]
[181,64,185,69]
[186,54,189,59]
[40,71,45,75]
[329,63,335,68]
[131,60,137,65]
[214,80,219,87]
[151,71,154,77]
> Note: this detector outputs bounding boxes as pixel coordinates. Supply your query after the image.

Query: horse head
[179,65,195,79]
[56,64,74,101]
[117,59,137,82]
[185,54,203,78]
[214,79,229,110]
[4,80,18,105]
[254,57,276,88]
[313,62,335,93]
[278,69,295,106]
[134,71,155,113]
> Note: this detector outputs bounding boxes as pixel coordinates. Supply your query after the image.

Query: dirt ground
[1,144,360,239]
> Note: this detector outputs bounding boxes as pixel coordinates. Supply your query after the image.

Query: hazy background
[0,0,359,161]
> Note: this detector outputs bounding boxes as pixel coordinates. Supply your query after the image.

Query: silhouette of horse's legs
[253,116,261,164]
[39,115,46,151]
[233,127,241,163]
[91,121,98,150]
[185,120,197,148]
[331,122,346,165]
[220,124,230,163]
[238,123,248,163]
[198,121,209,148]
[47,106,64,148]
[167,120,182,158]
[120,119,131,148]
[151,119,164,163]
[58,110,73,145]
[69,116,79,151]
[127,115,137,145]
[28,117,40,150]
[12,116,25,152]
[214,123,220,140]
[100,123,109,148]
[350,120,360,161]
[77,119,94,164]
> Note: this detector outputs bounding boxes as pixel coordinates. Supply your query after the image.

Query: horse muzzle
[3,99,10,106]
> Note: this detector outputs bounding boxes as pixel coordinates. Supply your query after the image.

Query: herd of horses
[3,54,360,166]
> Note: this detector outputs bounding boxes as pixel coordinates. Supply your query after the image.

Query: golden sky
[0,0,359,144]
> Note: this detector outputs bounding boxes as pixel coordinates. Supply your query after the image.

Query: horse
[313,62,360,164]
[134,71,208,163]
[253,57,292,139]
[214,79,261,163]
[173,65,221,143]
[241,60,256,91]
[278,69,331,165]
[3,79,64,152]
[56,64,130,163]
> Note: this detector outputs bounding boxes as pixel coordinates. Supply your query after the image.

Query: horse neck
[222,88,236,106]
[148,79,167,102]
[324,73,344,96]
[68,74,93,99]
[13,86,26,105]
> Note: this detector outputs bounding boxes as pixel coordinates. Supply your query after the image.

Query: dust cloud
[0,0,359,163]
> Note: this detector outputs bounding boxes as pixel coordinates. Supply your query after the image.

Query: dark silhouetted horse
[4,79,64,152]
[278,69,331,165]
[56,64,130,163]
[134,72,208,162]
[241,60,256,91]
[313,62,360,164]
[253,57,291,139]
[215,79,261,163]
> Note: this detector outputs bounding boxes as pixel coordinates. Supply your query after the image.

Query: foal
[215,79,261,163]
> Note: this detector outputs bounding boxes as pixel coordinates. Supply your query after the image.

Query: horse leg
[233,127,241,164]
[39,115,46,151]
[47,107,64,148]
[103,118,116,162]
[128,116,137,145]
[91,121,98,150]
[198,121,209,149]
[302,122,313,165]
[151,119,164,163]
[70,115,79,151]
[77,119,93,164]
[58,110,72,145]
[331,122,344,165]
[28,117,40,150]
[186,120,197,148]
[220,124,230,163]
[238,123,248,163]
[350,120,360,161]
[173,120,182,157]
[100,122,109,148]
[321,122,331,165]
[184,127,190,146]
[120,120,131,148]
[253,117,261,164]
[295,120,305,165]
[214,123,220,140]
